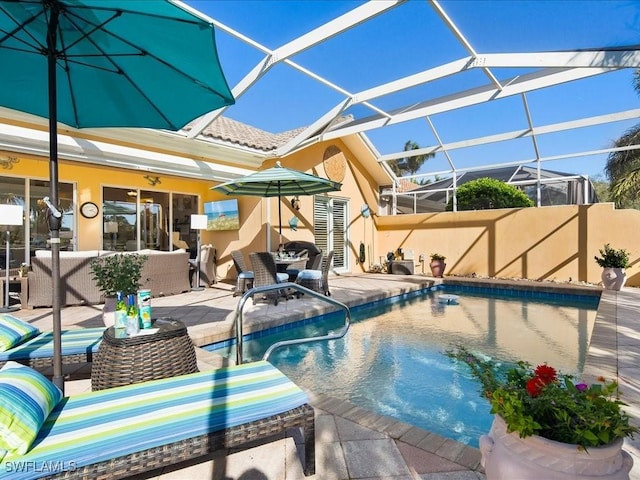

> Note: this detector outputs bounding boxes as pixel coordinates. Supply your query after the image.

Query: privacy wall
[374,203,640,287]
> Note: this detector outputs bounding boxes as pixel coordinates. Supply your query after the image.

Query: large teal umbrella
[0,0,234,390]
[212,161,341,242]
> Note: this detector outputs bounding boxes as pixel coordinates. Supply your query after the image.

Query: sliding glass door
[102,187,197,253]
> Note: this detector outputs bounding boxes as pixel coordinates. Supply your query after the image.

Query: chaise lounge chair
[0,360,315,479]
[0,314,103,369]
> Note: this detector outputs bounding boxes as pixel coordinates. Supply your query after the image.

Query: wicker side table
[91,318,198,391]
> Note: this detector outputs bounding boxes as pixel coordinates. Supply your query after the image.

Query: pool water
[209,287,599,447]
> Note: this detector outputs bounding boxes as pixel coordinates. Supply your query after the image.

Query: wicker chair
[191,244,217,287]
[295,250,334,297]
[285,257,308,282]
[248,252,289,306]
[231,250,254,297]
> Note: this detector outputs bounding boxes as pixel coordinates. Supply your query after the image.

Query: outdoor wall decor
[323,145,347,183]
[204,199,240,231]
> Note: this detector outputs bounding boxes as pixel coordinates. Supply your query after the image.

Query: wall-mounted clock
[80,201,99,219]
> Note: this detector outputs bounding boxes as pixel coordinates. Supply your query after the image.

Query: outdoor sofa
[27,249,191,308]
[0,360,315,479]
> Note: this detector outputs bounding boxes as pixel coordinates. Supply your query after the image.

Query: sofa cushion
[34,250,100,258]
[0,362,63,460]
[0,315,40,352]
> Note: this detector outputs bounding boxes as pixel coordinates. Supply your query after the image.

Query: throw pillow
[0,362,63,459]
[0,315,40,352]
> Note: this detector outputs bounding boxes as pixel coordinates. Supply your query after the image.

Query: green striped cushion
[0,328,103,362]
[0,315,39,352]
[0,361,307,479]
[0,362,62,461]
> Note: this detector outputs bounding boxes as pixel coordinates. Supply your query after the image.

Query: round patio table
[91,318,198,390]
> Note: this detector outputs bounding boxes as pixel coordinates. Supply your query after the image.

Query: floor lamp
[0,204,24,313]
[190,214,208,291]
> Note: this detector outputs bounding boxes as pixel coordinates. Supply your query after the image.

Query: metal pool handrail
[234,282,351,365]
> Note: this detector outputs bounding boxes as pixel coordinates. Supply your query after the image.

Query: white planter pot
[601,267,627,291]
[479,416,633,480]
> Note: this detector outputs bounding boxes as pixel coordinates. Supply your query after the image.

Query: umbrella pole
[278,182,282,245]
[278,196,283,245]
[47,8,64,393]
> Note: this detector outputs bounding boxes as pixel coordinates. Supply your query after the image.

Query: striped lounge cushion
[0,315,39,352]
[0,328,104,363]
[0,361,308,479]
[0,362,63,461]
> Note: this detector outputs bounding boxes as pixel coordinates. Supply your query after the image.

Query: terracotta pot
[102,295,117,328]
[429,259,446,277]
[480,416,633,480]
[601,268,627,291]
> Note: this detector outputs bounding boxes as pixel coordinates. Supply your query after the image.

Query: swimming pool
[208,286,600,447]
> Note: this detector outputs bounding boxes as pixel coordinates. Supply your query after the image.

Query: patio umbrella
[0,0,235,390]
[211,161,341,242]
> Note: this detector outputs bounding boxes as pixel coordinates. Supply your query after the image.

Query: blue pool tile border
[204,284,600,352]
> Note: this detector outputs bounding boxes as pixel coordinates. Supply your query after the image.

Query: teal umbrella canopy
[0,0,234,129]
[0,0,234,392]
[211,161,341,237]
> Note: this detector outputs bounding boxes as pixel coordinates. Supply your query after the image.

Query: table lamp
[190,214,208,291]
[0,204,24,312]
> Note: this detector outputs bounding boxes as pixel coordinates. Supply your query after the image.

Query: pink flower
[575,383,588,392]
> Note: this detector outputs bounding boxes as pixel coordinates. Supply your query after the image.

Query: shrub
[594,244,630,268]
[445,178,534,211]
[90,253,148,297]
[446,346,637,448]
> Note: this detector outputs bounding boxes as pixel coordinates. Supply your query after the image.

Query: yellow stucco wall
[6,146,640,288]
[3,138,380,280]
[374,203,640,286]
[213,139,380,276]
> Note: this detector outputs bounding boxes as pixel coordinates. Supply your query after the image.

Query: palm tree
[605,69,640,208]
[388,140,434,177]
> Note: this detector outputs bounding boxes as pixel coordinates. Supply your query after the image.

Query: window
[0,176,75,266]
[102,188,197,253]
[314,197,348,272]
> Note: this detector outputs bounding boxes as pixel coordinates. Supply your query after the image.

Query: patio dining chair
[295,250,333,297]
[248,252,290,306]
[231,250,254,297]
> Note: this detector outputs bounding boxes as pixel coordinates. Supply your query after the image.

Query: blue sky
[186,1,640,180]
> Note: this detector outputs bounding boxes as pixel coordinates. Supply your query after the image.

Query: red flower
[526,377,545,397]
[534,364,557,385]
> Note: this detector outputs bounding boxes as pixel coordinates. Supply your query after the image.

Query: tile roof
[184,116,305,152]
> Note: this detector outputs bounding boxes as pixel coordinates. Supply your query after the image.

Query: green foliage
[606,71,640,209]
[388,140,434,177]
[445,178,534,211]
[594,243,630,268]
[430,253,446,261]
[90,253,148,296]
[446,346,637,448]
[590,176,611,203]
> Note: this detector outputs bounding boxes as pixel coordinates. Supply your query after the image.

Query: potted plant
[90,253,147,327]
[594,244,630,291]
[429,253,446,277]
[447,347,637,479]
[18,262,29,278]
